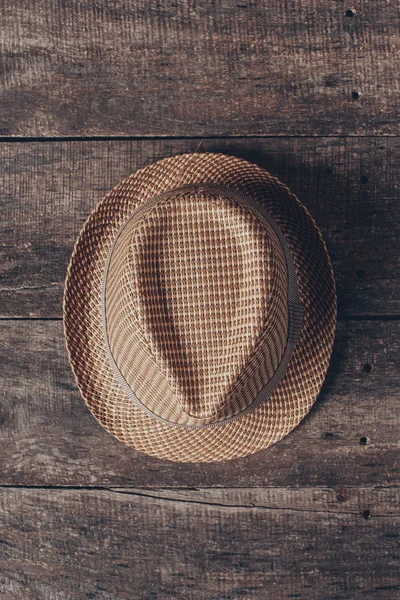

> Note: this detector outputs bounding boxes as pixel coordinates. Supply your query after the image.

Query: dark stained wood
[0,319,398,488]
[0,486,398,600]
[1,1,399,596]
[1,0,399,137]
[2,137,399,318]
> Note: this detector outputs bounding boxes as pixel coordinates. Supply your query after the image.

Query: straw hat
[64,152,336,462]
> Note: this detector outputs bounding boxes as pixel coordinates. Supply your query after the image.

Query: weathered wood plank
[1,0,399,137]
[0,319,398,488]
[0,487,398,600]
[2,137,399,318]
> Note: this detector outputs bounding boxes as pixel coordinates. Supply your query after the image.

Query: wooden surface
[1,0,400,137]
[1,1,399,599]
[1,488,398,600]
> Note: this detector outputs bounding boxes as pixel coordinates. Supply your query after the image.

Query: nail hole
[325,167,333,176]
[352,90,361,100]
[360,436,370,445]
[360,175,369,184]
[355,269,366,280]
[363,363,373,373]
[362,509,371,520]
[324,431,342,441]
[345,8,356,17]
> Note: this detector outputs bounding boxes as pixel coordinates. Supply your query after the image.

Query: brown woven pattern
[64,153,337,462]
[105,189,288,426]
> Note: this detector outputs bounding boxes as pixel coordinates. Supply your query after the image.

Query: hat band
[101,184,304,429]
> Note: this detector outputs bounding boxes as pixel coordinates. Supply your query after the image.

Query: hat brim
[63,153,336,462]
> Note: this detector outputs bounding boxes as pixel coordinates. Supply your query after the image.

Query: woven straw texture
[64,153,336,462]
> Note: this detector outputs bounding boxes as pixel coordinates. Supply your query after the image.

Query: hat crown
[102,185,294,427]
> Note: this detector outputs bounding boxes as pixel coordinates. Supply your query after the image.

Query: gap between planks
[2,135,400,143]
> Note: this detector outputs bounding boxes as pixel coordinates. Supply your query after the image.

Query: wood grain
[2,137,399,318]
[1,1,399,596]
[0,319,398,488]
[0,486,398,600]
[1,0,399,137]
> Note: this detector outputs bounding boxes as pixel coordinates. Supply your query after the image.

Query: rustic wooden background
[1,1,399,599]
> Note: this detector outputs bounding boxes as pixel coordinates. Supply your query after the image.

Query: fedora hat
[64,152,336,462]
